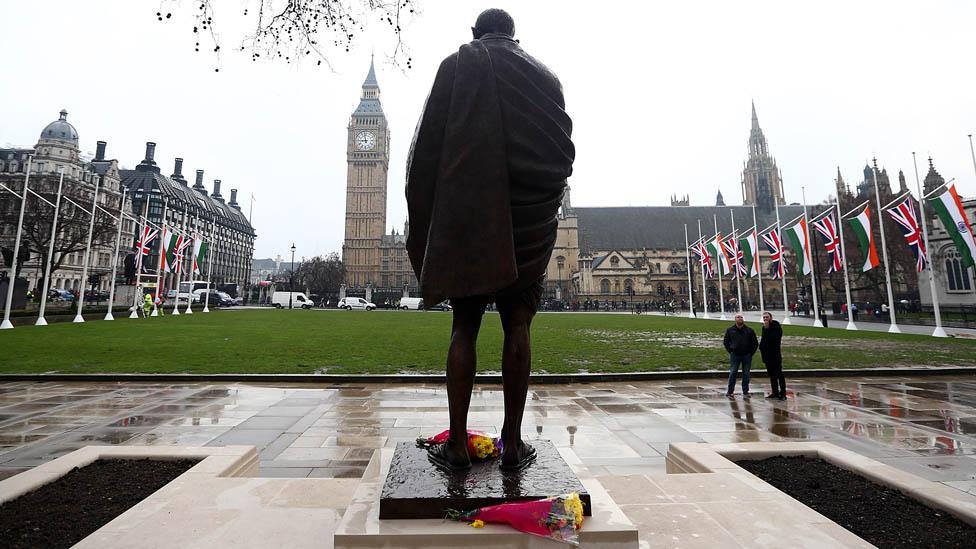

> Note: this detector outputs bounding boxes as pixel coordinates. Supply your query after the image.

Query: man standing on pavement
[724,313,758,397]
[759,311,786,400]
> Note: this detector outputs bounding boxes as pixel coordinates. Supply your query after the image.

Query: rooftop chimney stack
[212,179,224,201]
[193,170,206,191]
[94,141,106,161]
[171,158,187,185]
[144,142,156,162]
[229,189,240,209]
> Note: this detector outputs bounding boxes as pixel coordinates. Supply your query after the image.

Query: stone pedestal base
[335,448,638,549]
[380,440,591,519]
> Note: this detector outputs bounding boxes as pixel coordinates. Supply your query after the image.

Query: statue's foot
[499,441,536,472]
[427,442,471,472]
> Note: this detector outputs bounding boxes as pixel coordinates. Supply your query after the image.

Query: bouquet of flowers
[417,429,503,460]
[446,492,586,545]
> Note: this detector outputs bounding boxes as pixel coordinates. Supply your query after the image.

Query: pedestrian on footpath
[724,313,758,398]
[759,311,787,400]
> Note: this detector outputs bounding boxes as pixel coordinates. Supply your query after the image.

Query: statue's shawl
[406,34,575,306]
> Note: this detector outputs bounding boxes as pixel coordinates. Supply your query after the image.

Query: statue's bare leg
[499,300,537,470]
[429,299,483,470]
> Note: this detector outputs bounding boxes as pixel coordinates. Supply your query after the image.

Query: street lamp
[289,243,296,309]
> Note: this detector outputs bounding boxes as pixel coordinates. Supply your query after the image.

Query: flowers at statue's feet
[417,429,504,461]
[446,492,585,545]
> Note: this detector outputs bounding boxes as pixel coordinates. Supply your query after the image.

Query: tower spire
[751,99,759,131]
[363,54,378,88]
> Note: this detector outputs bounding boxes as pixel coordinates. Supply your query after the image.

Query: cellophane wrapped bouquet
[417,429,503,460]
[447,492,585,545]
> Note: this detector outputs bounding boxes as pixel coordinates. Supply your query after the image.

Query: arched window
[610,256,619,268]
[624,279,634,294]
[945,250,972,292]
[600,279,610,294]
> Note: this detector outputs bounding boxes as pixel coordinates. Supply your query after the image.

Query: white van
[399,297,424,310]
[337,297,376,311]
[272,291,314,309]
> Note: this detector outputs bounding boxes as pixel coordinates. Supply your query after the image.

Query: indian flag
[739,229,760,277]
[783,216,812,276]
[846,203,880,272]
[928,184,975,268]
[159,226,171,273]
[164,232,182,273]
[706,233,732,275]
[192,238,208,275]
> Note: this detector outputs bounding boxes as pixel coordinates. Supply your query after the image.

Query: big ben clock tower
[342,58,390,289]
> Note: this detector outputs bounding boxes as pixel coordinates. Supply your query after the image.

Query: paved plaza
[1,375,975,494]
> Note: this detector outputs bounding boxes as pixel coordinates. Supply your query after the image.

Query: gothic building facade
[340,59,418,304]
[741,102,785,211]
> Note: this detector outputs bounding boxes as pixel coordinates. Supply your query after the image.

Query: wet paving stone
[0,376,974,487]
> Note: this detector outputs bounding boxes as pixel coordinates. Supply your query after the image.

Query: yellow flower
[563,493,584,529]
[470,520,485,528]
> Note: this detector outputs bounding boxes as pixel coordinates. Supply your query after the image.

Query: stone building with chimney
[120,142,256,296]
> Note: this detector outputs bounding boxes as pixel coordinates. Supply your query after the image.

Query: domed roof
[40,109,79,145]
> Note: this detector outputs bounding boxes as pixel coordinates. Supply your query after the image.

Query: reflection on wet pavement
[1,376,976,493]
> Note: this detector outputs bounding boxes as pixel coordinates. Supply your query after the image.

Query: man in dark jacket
[406,9,574,472]
[759,311,786,400]
[724,314,759,397]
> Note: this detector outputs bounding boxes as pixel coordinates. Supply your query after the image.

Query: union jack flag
[761,227,786,279]
[885,195,927,272]
[691,240,714,278]
[722,235,747,278]
[812,211,844,273]
[134,225,158,272]
[173,234,193,274]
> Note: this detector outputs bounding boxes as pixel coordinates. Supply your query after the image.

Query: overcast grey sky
[2,1,974,259]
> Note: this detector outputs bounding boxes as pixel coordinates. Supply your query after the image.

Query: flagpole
[730,209,743,313]
[912,152,947,337]
[203,218,215,313]
[131,185,151,318]
[801,187,822,327]
[152,198,169,317]
[752,205,765,312]
[1,156,33,330]
[969,135,976,179]
[104,187,128,321]
[73,176,101,323]
[184,212,197,315]
[172,205,188,315]
[35,168,65,326]
[684,224,694,318]
[872,158,901,333]
[775,200,790,324]
[697,219,709,318]
[714,214,727,320]
[835,201,857,331]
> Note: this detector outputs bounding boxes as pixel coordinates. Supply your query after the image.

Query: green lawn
[0,309,974,374]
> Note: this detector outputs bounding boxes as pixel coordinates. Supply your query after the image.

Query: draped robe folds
[406,34,575,307]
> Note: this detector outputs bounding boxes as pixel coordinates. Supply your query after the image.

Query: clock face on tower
[355,131,376,151]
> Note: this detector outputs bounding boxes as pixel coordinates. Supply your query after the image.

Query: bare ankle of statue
[499,317,537,472]
[427,310,481,471]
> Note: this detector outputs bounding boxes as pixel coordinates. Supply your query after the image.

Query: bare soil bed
[737,456,974,548]
[0,458,198,549]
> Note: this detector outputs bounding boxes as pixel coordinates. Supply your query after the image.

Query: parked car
[429,301,453,312]
[271,291,314,309]
[337,297,376,311]
[399,297,424,310]
[50,288,75,302]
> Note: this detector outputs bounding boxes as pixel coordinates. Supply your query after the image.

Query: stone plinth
[380,440,590,519]
[336,448,639,548]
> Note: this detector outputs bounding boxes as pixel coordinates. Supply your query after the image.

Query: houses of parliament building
[339,61,797,306]
[341,60,417,303]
